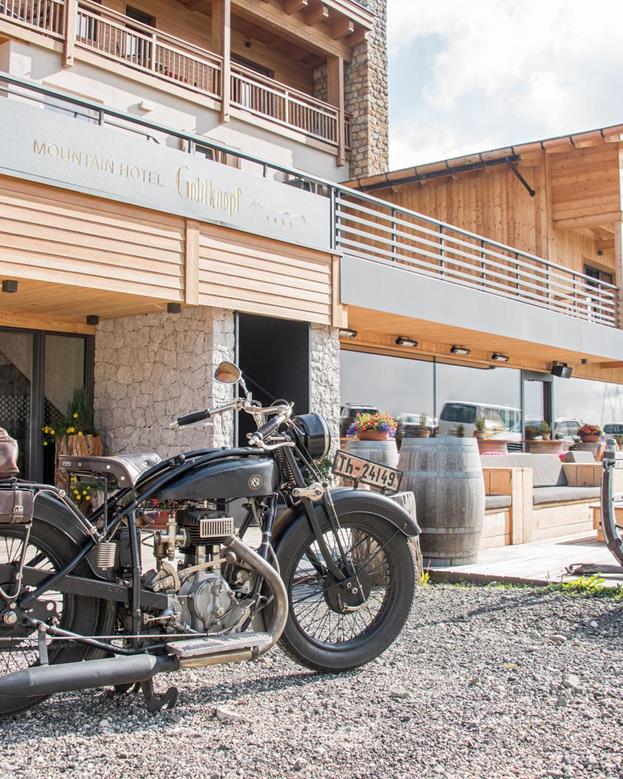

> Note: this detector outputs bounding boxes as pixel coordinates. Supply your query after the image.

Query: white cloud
[388,0,623,168]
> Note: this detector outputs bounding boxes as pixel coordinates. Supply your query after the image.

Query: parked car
[339,403,379,437]
[603,423,623,437]
[525,417,584,441]
[438,401,521,440]
[396,413,437,447]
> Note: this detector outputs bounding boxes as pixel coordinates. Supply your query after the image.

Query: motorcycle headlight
[292,414,331,461]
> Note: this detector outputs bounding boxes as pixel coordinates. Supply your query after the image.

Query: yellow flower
[85,495,91,501]
[72,412,79,419]
[50,428,55,436]
[78,431,83,436]
[43,441,48,446]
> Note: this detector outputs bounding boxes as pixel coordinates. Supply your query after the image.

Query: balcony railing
[334,191,619,328]
[0,0,349,148]
[0,0,64,38]
[1,74,619,329]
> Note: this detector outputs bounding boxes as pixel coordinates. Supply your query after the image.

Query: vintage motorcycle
[0,362,418,714]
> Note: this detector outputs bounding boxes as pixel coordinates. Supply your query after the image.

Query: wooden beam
[212,0,231,123]
[286,0,309,13]
[62,0,77,68]
[554,211,623,230]
[331,16,354,39]
[0,311,95,335]
[232,0,351,60]
[327,55,345,167]
[306,2,329,26]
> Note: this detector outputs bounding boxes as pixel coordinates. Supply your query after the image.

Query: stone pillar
[344,0,389,178]
[309,324,341,451]
[94,307,235,458]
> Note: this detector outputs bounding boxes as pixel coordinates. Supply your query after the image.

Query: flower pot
[477,439,508,455]
[580,434,601,444]
[357,430,390,441]
[542,433,551,441]
[55,433,103,489]
[527,439,563,454]
[412,427,431,438]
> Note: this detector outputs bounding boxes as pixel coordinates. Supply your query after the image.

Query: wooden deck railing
[0,0,351,149]
[335,191,619,327]
[75,1,222,99]
[0,0,64,38]
[231,63,342,146]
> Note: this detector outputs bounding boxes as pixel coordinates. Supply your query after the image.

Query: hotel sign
[0,98,331,250]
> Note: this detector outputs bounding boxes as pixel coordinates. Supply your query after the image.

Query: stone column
[94,307,235,458]
[309,324,341,451]
[344,0,389,178]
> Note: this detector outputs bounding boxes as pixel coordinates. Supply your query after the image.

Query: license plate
[332,450,402,493]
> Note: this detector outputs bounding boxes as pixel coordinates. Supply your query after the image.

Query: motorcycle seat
[58,452,162,487]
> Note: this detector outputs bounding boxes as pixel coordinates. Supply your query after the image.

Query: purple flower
[346,423,356,436]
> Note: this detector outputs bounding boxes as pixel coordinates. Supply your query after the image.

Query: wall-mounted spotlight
[167,302,182,314]
[85,315,99,326]
[450,345,471,356]
[1,280,18,293]
[339,328,358,339]
[491,352,509,363]
[551,361,573,379]
[395,336,418,347]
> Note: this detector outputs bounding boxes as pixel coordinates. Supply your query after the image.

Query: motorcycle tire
[0,519,111,715]
[275,509,415,673]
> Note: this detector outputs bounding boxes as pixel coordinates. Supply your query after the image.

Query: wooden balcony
[0,0,351,151]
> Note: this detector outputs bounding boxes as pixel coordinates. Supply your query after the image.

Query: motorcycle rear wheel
[0,521,108,715]
[276,510,415,673]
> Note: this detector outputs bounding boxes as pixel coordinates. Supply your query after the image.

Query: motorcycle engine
[144,505,251,633]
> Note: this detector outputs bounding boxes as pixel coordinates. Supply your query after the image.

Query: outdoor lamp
[450,345,470,356]
[491,352,509,362]
[395,336,418,347]
[339,328,358,339]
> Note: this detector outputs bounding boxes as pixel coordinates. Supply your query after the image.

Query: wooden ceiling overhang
[342,305,623,385]
[177,0,372,64]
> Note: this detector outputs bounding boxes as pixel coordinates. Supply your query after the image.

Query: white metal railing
[231,63,343,146]
[0,0,64,37]
[75,1,222,99]
[335,191,619,327]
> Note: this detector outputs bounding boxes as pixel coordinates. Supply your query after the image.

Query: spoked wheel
[276,511,415,672]
[601,459,623,566]
[0,521,106,715]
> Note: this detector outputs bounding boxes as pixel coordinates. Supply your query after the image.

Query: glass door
[0,331,34,477]
[522,371,552,449]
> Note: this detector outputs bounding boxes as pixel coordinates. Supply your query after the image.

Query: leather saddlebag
[0,427,19,478]
[0,488,34,524]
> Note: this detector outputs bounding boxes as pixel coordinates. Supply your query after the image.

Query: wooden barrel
[345,438,399,469]
[398,437,484,567]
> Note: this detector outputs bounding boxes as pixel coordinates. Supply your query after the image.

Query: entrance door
[0,329,91,481]
[522,371,552,448]
[0,331,34,477]
[236,313,309,446]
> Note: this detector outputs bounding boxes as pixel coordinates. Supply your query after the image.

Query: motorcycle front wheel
[276,509,415,672]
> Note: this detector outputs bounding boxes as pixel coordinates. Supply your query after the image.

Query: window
[125,6,156,26]
[124,6,156,65]
[584,263,614,285]
[231,54,274,79]
[76,0,101,42]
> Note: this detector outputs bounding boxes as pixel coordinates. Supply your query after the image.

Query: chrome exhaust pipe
[0,653,178,700]
[223,534,288,655]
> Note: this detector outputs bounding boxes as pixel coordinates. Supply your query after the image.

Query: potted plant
[350,411,397,441]
[413,413,431,438]
[540,421,551,440]
[579,424,602,444]
[473,417,486,439]
[524,424,540,441]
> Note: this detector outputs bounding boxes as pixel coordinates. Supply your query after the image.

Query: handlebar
[247,411,289,447]
[174,408,211,428]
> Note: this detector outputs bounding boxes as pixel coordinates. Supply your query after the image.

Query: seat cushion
[565,451,596,463]
[485,495,512,510]
[481,453,565,486]
[533,486,600,505]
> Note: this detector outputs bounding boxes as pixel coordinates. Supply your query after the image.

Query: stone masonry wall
[309,324,341,452]
[345,0,389,178]
[94,308,235,458]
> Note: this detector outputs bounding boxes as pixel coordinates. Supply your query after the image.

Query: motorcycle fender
[34,492,111,580]
[272,487,420,549]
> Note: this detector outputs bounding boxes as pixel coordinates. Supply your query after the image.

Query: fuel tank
[156,456,279,501]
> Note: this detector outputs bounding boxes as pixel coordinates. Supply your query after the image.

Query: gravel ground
[1,584,622,779]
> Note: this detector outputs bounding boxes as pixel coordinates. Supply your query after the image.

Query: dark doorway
[236,313,309,446]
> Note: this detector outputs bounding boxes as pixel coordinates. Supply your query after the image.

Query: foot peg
[166,632,272,665]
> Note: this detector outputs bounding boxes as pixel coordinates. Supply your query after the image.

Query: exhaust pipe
[0,653,178,700]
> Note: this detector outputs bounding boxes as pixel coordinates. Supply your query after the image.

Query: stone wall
[345,0,389,178]
[309,324,341,451]
[94,307,235,458]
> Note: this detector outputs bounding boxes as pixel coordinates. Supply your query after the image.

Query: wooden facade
[0,174,337,331]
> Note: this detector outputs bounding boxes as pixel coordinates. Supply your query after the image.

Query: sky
[387,0,623,170]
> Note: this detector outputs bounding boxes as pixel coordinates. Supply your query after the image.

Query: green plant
[475,417,486,433]
[547,575,623,601]
[524,424,539,440]
[350,412,397,437]
[316,457,333,482]
[418,570,430,587]
[42,387,97,446]
[540,420,551,435]
[419,413,427,427]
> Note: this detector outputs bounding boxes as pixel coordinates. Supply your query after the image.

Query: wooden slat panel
[198,224,332,324]
[0,176,184,301]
